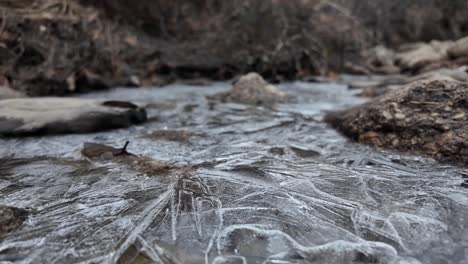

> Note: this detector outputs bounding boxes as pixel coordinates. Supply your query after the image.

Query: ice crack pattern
[1,82,467,263]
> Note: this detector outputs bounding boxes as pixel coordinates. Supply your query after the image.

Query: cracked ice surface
[1,81,468,264]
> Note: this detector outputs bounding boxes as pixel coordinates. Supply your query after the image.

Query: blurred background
[1,0,468,95]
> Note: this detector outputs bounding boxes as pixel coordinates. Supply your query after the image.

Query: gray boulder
[0,98,147,136]
[207,72,286,105]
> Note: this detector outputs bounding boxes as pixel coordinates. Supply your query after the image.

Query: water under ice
[0,81,467,264]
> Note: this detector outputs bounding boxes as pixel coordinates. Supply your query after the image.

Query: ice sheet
[1,81,467,263]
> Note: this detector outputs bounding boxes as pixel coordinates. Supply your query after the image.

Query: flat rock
[0,98,147,136]
[0,205,28,238]
[207,72,286,105]
[326,79,468,166]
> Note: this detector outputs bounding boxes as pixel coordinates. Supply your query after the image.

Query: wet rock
[81,142,175,175]
[0,205,28,238]
[326,79,468,166]
[207,72,286,105]
[0,98,147,136]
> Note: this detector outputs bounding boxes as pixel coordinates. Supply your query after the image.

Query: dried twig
[115,141,130,156]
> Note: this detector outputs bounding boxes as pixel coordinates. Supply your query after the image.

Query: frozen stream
[1,81,467,264]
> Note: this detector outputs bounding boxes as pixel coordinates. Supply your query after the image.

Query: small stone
[382,111,393,120]
[130,75,141,86]
[442,124,451,131]
[453,113,466,120]
[395,113,406,120]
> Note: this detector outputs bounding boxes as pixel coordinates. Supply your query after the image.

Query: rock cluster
[349,66,468,97]
[326,79,468,166]
[395,41,454,73]
[363,37,468,75]
[345,36,468,98]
